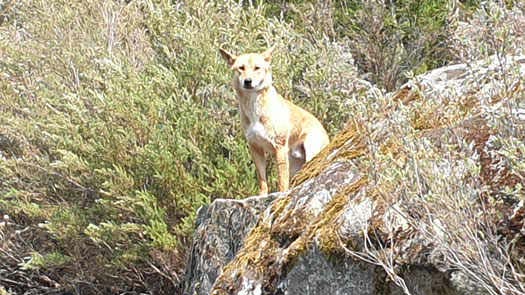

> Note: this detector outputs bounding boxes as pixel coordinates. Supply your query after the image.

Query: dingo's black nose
[244,78,252,88]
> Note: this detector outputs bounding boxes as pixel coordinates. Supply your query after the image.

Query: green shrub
[20,251,72,271]
[265,0,467,90]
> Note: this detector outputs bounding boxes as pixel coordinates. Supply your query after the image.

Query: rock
[182,194,279,295]
[278,245,377,295]
[184,126,475,294]
[276,246,458,295]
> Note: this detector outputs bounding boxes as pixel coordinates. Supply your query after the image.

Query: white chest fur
[239,88,290,151]
[246,121,272,148]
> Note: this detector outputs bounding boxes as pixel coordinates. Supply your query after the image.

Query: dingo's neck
[237,86,279,115]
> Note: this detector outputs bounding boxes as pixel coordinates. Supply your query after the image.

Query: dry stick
[147,260,179,285]
[339,219,412,295]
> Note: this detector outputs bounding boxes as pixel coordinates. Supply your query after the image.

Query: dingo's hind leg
[289,144,306,177]
[303,130,329,162]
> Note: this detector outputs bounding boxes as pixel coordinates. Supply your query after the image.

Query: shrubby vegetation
[337,3,525,293]
[0,0,522,294]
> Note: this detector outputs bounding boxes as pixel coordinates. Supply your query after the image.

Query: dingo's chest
[245,119,273,149]
[238,88,290,151]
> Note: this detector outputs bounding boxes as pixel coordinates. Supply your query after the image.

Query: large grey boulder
[183,149,480,294]
[184,157,474,295]
[185,152,475,295]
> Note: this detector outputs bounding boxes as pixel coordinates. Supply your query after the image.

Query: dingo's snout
[243,78,253,89]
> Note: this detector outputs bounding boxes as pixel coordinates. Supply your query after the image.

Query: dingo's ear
[262,45,275,62]
[219,48,236,67]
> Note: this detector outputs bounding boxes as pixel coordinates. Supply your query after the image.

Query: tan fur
[220,47,329,195]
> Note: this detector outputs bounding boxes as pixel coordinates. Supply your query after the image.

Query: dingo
[219,46,329,195]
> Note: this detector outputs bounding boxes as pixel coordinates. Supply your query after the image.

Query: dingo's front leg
[249,144,268,195]
[275,146,290,192]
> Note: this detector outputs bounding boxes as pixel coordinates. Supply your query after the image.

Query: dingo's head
[219,46,275,92]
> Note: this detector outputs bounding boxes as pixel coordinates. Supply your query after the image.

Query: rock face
[183,195,279,295]
[183,158,468,295]
[183,56,524,295]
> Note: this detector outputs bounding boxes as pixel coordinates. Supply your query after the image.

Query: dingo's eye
[239,66,245,71]
[254,66,261,70]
